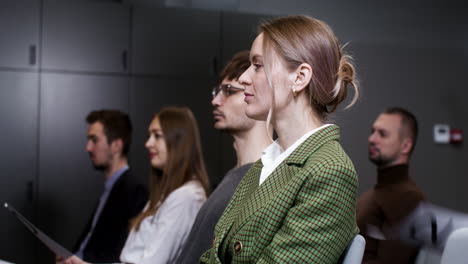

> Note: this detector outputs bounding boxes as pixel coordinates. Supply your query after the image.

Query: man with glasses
[177,51,272,264]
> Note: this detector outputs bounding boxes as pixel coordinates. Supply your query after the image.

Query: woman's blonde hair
[131,106,209,231]
[260,15,359,120]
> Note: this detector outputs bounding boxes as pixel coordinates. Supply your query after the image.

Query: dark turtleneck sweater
[357,164,426,264]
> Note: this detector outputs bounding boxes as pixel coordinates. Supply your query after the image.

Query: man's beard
[369,152,396,168]
[218,126,239,134]
[215,121,240,134]
[215,119,253,135]
[92,163,108,171]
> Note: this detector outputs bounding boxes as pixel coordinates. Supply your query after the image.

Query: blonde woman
[201,15,360,264]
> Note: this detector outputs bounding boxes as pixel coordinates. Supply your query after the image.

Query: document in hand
[4,203,73,259]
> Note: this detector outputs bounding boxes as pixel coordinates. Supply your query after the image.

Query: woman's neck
[274,103,323,151]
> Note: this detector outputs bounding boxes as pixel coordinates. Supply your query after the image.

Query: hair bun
[331,54,359,111]
[339,56,355,82]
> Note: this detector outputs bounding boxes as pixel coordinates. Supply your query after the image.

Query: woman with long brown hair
[62,106,209,264]
[201,15,359,263]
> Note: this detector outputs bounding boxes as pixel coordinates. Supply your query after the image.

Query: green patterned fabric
[200,125,359,264]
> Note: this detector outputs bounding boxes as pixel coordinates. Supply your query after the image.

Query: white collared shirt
[120,180,206,264]
[259,124,332,185]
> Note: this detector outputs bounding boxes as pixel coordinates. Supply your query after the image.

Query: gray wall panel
[132,7,221,77]
[0,0,40,69]
[42,0,130,73]
[221,11,272,67]
[335,43,468,212]
[0,71,39,264]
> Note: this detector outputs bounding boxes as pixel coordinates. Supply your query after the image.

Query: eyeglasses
[212,84,245,99]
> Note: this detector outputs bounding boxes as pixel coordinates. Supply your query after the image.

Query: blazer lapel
[230,162,300,233]
[228,125,341,236]
[212,161,263,249]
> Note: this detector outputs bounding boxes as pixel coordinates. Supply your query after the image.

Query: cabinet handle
[29,45,37,66]
[27,181,34,202]
[122,50,128,71]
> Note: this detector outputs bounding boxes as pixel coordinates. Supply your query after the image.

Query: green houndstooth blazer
[200,125,359,264]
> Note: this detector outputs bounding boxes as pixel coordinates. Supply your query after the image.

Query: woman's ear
[293,63,313,93]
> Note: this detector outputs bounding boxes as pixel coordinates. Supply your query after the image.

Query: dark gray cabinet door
[0,71,39,264]
[221,11,273,66]
[131,7,221,77]
[37,73,129,263]
[41,0,130,73]
[129,77,227,190]
[0,0,40,69]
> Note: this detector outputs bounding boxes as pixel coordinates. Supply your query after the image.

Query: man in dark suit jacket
[72,110,148,263]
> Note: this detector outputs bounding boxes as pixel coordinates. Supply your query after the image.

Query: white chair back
[341,234,366,264]
[441,227,468,264]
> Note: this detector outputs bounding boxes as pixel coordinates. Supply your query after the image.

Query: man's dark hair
[383,107,418,153]
[86,110,132,156]
[218,50,250,83]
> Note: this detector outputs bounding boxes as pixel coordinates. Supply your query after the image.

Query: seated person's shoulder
[377,183,425,202]
[378,189,425,222]
[166,181,206,203]
[116,170,148,193]
[301,142,356,179]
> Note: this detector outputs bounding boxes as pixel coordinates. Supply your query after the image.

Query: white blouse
[259,124,332,185]
[120,180,206,264]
